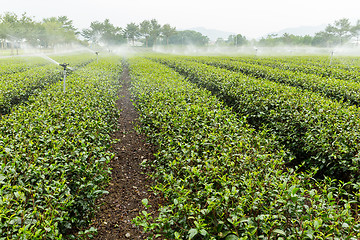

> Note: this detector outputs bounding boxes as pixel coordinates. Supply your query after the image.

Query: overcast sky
[3,0,360,38]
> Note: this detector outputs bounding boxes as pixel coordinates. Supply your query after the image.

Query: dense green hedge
[0,56,121,239]
[0,65,61,114]
[189,56,360,106]
[154,56,360,181]
[231,56,360,82]
[0,54,96,115]
[129,57,360,239]
[0,57,48,76]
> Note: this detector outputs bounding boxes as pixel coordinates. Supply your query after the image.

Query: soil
[90,65,162,239]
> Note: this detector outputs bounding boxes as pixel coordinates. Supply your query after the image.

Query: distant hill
[187,27,236,42]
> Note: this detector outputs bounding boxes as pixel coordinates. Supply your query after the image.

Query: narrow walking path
[91,64,161,239]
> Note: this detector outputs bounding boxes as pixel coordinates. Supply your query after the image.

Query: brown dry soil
[90,65,162,239]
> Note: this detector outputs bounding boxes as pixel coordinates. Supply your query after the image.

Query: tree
[40,18,64,47]
[0,12,18,52]
[334,18,352,45]
[322,18,352,45]
[161,24,176,46]
[18,13,38,46]
[82,19,126,46]
[125,22,139,46]
[0,12,79,50]
[0,12,31,53]
[150,19,161,46]
[139,20,151,47]
[228,34,248,46]
[168,30,209,46]
[41,16,78,46]
[351,19,360,46]
[258,34,279,46]
[312,30,333,47]
[215,38,225,46]
[57,16,77,33]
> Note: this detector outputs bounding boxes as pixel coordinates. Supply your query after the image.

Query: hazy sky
[3,0,360,38]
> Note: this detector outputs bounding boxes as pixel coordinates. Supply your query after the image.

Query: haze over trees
[81,19,126,46]
[257,18,360,47]
[0,11,359,52]
[0,12,81,53]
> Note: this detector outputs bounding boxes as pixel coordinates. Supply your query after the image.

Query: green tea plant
[0,57,49,76]
[234,55,360,80]
[129,57,360,240]
[0,53,96,115]
[0,56,121,239]
[191,57,360,106]
[154,56,360,182]
[0,65,61,114]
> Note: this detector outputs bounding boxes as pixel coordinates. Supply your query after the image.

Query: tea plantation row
[0,56,121,239]
[185,56,360,106]
[152,56,360,182]
[231,56,360,82]
[0,54,95,115]
[129,57,360,239]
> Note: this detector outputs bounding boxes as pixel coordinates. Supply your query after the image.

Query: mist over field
[0,10,359,58]
[2,2,360,238]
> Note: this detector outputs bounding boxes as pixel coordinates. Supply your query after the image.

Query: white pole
[330,51,334,66]
[63,69,66,93]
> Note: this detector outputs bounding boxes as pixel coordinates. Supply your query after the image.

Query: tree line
[0,12,80,52]
[0,12,209,51]
[219,18,360,47]
[1,12,359,51]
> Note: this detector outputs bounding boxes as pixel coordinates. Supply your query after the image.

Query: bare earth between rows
[90,66,162,240]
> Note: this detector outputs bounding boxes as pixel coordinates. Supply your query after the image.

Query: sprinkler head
[95,51,99,55]
[59,63,69,70]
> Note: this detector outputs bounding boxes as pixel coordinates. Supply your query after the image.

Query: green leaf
[342,222,349,228]
[188,229,198,239]
[273,229,286,236]
[225,234,239,240]
[199,229,207,236]
[141,198,148,206]
[314,219,322,229]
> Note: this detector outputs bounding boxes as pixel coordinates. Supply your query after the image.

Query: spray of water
[38,54,61,65]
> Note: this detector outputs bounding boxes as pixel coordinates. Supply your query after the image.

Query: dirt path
[91,64,160,239]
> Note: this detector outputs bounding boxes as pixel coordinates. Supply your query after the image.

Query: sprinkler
[59,63,69,93]
[330,51,334,66]
[95,51,99,63]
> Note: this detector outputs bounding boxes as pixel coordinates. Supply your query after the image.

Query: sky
[3,0,360,39]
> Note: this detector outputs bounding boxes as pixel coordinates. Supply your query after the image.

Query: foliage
[149,19,162,46]
[0,56,121,239]
[161,24,177,46]
[129,57,360,239]
[192,56,360,106]
[81,19,126,46]
[256,18,359,47]
[139,20,152,47]
[154,56,360,182]
[169,30,210,46]
[125,23,140,46]
[258,33,313,47]
[227,55,360,82]
[0,53,95,115]
[227,34,248,46]
[0,12,81,49]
